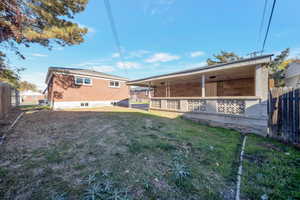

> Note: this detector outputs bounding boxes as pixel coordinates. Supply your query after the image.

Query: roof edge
[127,54,273,85]
[45,67,129,84]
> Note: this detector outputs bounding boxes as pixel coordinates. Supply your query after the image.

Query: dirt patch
[0,108,23,136]
[0,107,243,200]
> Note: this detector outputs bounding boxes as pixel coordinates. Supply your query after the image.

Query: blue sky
[5,0,300,89]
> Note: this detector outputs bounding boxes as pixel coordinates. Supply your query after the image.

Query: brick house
[127,55,273,135]
[45,67,129,109]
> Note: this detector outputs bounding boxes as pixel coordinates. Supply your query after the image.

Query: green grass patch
[242,135,300,200]
[19,105,50,111]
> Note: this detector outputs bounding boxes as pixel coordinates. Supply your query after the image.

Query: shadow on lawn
[0,108,242,200]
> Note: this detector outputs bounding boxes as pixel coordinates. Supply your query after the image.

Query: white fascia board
[128,57,271,85]
[49,72,127,82]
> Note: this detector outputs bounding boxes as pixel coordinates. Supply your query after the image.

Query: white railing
[150,96,266,119]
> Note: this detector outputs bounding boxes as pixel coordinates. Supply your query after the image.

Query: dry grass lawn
[0,106,299,200]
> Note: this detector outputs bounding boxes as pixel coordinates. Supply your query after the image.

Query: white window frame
[75,76,93,86]
[109,80,120,88]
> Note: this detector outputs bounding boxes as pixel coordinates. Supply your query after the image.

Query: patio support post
[148,82,151,111]
[148,82,151,98]
[165,82,167,97]
[165,82,170,97]
[202,74,205,97]
[128,86,132,108]
[255,65,269,101]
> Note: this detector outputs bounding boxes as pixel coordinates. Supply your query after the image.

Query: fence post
[0,84,3,119]
[295,89,300,144]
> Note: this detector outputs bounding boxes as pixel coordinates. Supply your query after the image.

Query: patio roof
[127,54,272,86]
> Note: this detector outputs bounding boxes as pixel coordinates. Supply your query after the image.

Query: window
[75,77,92,85]
[75,77,83,85]
[109,81,120,88]
[84,78,91,85]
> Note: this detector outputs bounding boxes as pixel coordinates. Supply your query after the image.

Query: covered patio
[127,55,272,134]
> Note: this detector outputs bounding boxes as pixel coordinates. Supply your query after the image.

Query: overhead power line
[257,0,268,48]
[103,0,127,73]
[261,0,277,53]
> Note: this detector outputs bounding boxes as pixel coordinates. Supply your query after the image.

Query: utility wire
[257,0,268,51]
[103,0,127,73]
[261,0,277,53]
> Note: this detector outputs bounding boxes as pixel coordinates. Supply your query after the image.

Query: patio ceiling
[127,54,272,87]
[149,65,255,86]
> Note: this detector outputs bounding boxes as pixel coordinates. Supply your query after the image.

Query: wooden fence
[0,82,19,119]
[268,87,300,145]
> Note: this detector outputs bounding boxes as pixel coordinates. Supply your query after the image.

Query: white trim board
[52,100,118,109]
[46,71,127,85]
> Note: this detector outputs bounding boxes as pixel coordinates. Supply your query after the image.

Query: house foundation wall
[150,97,268,135]
[52,100,130,110]
[182,112,267,136]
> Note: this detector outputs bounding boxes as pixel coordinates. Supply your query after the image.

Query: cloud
[74,58,112,68]
[53,47,64,51]
[112,50,150,59]
[145,53,180,63]
[87,27,96,34]
[191,62,207,68]
[112,53,120,58]
[31,53,48,57]
[117,61,140,69]
[77,23,96,36]
[145,0,176,16]
[190,51,205,58]
[93,65,115,73]
[127,50,150,58]
[184,61,207,69]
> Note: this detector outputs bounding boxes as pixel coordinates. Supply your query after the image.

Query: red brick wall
[153,78,254,97]
[49,74,129,102]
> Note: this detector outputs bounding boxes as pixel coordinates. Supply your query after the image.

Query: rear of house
[128,55,273,135]
[45,67,129,109]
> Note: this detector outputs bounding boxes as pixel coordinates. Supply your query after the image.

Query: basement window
[80,102,89,107]
[109,81,120,88]
[75,77,92,85]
